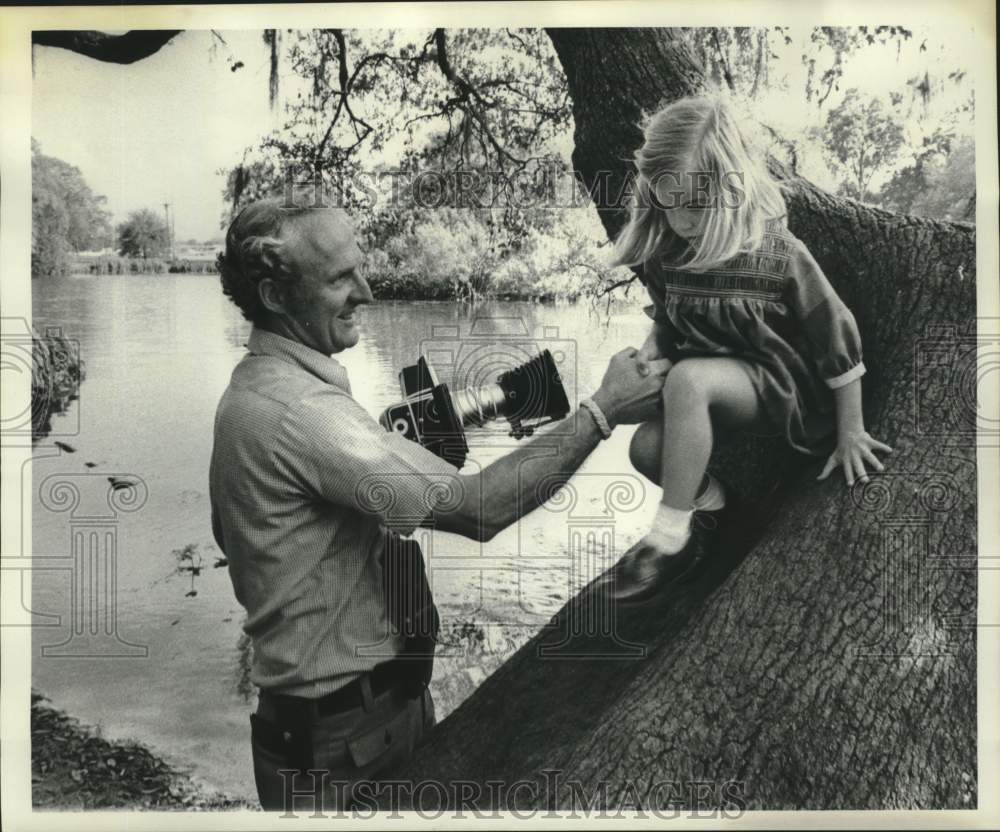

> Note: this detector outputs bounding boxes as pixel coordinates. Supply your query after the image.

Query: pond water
[30,272,660,800]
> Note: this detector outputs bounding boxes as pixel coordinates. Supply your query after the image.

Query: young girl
[606,92,892,602]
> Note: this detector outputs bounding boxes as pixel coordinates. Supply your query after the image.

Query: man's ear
[258,278,289,316]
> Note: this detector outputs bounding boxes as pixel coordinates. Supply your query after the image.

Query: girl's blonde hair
[612,91,787,272]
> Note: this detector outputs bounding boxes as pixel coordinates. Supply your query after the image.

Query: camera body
[380,350,571,468]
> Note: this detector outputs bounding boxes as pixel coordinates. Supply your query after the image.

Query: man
[209,197,670,812]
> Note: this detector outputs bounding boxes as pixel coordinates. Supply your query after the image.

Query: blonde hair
[612,91,787,272]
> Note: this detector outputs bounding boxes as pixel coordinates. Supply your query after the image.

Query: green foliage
[218,29,632,302]
[219,26,974,302]
[688,27,912,105]
[689,27,789,101]
[273,29,569,182]
[823,88,906,200]
[75,254,216,275]
[219,158,284,227]
[880,134,974,221]
[222,29,571,222]
[803,27,911,107]
[117,209,170,259]
[360,204,623,302]
[31,139,112,278]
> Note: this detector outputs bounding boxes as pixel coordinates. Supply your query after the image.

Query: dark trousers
[251,681,435,813]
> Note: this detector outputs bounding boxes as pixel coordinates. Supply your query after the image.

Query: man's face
[278,210,373,355]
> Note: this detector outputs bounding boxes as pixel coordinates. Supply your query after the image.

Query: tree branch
[596,274,639,296]
[711,29,736,91]
[432,28,525,167]
[31,30,183,64]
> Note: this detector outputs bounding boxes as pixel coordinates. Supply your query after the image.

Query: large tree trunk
[388,28,977,810]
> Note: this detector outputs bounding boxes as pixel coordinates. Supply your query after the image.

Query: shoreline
[29,616,527,811]
[30,691,254,811]
[55,269,642,306]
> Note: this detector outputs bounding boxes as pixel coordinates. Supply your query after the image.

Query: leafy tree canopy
[117,208,170,259]
[211,26,973,301]
[31,139,112,277]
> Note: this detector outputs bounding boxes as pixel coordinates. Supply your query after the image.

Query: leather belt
[260,659,409,724]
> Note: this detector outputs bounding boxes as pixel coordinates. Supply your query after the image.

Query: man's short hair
[216,197,331,324]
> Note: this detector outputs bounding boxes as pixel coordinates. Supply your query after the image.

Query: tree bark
[387,28,977,811]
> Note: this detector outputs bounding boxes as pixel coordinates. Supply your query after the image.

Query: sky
[32,31,276,242]
[757,25,976,190]
[30,26,976,242]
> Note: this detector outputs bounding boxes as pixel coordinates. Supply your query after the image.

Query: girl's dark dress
[641,218,866,456]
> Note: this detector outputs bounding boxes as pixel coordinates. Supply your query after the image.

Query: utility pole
[163,202,174,261]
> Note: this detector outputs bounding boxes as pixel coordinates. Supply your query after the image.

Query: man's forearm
[436,404,606,541]
[430,346,672,541]
[478,405,606,535]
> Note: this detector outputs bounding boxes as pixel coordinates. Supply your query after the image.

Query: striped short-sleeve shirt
[209,327,459,698]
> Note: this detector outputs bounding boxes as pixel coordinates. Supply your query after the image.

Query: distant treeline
[74,255,217,275]
[70,245,605,303]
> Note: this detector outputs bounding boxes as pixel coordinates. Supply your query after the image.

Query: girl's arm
[637,322,666,360]
[784,238,892,487]
[637,261,674,372]
[817,377,893,487]
[636,321,673,376]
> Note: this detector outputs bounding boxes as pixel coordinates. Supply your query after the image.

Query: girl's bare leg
[607,358,772,599]
[628,358,770,507]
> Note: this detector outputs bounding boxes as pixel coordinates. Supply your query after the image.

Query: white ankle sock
[692,474,726,512]
[643,503,692,554]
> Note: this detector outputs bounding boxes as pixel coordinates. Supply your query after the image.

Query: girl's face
[655,172,711,241]
[664,201,708,241]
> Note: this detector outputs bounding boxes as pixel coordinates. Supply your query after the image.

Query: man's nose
[351,273,374,304]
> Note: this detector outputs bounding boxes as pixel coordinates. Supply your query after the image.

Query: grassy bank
[31,692,252,810]
[31,328,85,443]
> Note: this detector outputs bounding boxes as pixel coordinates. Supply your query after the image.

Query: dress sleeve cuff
[825,361,866,390]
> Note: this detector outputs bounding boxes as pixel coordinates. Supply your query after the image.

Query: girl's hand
[818,430,893,487]
[636,327,669,377]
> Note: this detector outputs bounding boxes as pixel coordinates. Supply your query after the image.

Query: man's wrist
[585,390,617,432]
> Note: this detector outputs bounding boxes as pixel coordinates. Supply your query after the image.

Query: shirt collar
[246,326,352,393]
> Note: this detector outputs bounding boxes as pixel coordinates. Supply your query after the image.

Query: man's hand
[591,347,672,427]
